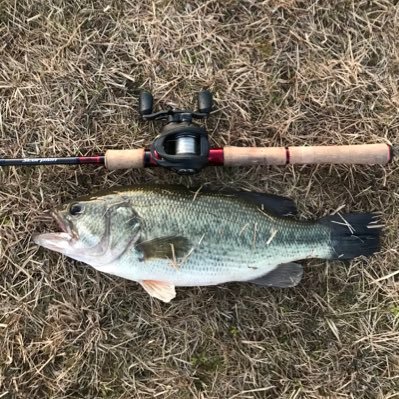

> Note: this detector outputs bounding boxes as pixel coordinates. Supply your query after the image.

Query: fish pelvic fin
[247,262,303,287]
[139,280,176,302]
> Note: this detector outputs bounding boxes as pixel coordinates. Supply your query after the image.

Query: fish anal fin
[248,262,303,287]
[137,236,191,260]
[139,280,176,302]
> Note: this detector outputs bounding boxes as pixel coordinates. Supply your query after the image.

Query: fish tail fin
[320,213,382,260]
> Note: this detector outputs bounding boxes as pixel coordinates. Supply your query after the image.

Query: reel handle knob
[197,90,213,114]
[139,91,153,115]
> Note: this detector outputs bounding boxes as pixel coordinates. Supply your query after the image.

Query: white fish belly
[95,241,332,286]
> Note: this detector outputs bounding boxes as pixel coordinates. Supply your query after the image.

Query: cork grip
[224,143,391,166]
[105,149,145,170]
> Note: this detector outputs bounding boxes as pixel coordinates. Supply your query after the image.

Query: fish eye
[69,203,84,216]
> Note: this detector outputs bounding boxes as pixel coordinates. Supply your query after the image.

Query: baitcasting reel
[139,90,213,174]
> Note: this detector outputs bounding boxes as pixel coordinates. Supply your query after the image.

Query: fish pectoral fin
[247,262,303,287]
[139,280,176,303]
[136,236,191,260]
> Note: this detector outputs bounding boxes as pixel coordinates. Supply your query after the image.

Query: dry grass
[1,0,399,398]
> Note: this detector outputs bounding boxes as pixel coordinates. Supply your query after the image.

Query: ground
[0,1,399,398]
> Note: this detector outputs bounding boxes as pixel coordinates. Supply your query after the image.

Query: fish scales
[34,185,381,302]
[71,187,332,284]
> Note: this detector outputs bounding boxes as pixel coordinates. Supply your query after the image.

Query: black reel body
[139,90,213,175]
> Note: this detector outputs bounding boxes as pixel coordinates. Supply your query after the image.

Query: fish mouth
[33,211,78,252]
[49,210,80,241]
[52,211,72,236]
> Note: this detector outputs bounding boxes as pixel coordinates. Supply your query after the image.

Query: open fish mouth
[33,211,78,252]
[51,211,78,239]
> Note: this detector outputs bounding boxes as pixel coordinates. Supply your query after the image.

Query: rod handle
[224,143,392,166]
[105,149,145,170]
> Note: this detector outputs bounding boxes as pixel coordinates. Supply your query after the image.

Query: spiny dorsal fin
[136,236,191,260]
[139,280,176,302]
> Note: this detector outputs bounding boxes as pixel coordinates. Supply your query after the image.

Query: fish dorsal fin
[233,191,297,217]
[140,280,176,302]
[248,262,303,287]
[136,236,191,260]
[189,186,297,216]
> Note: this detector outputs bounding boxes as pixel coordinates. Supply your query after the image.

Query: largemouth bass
[34,185,381,302]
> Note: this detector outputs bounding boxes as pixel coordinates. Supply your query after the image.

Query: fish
[33,185,382,303]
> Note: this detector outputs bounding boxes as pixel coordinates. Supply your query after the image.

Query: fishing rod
[0,90,393,174]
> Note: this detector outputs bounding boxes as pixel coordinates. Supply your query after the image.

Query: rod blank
[0,156,105,167]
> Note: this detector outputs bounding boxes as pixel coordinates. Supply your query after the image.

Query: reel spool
[139,90,213,174]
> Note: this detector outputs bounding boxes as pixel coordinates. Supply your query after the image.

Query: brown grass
[1,1,399,398]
